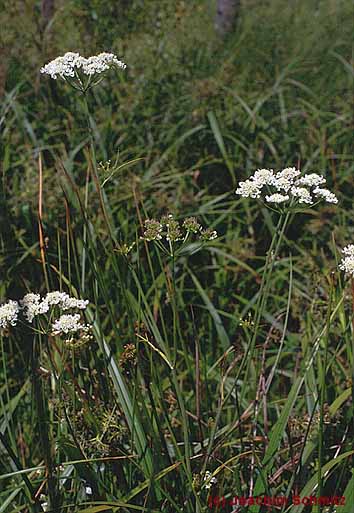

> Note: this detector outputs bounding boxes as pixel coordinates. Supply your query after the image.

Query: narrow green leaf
[329,388,351,416]
[340,471,354,513]
[291,451,354,513]
[0,488,22,512]
[189,269,230,350]
[207,111,229,165]
[86,309,154,479]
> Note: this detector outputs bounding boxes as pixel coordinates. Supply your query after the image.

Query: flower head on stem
[0,300,20,330]
[41,51,126,92]
[141,213,217,257]
[0,291,90,339]
[235,167,338,212]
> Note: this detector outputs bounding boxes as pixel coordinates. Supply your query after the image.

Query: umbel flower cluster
[0,291,90,339]
[339,245,354,278]
[0,301,19,329]
[41,52,126,91]
[235,168,338,208]
[141,214,217,252]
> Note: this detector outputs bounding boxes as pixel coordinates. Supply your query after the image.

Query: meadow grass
[0,1,353,512]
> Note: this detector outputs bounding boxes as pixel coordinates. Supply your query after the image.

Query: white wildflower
[204,471,217,489]
[20,291,88,323]
[44,291,67,305]
[45,291,88,310]
[278,167,301,179]
[339,245,354,277]
[0,300,20,329]
[41,51,126,81]
[52,314,90,336]
[252,168,274,186]
[339,256,354,277]
[342,244,354,256]
[81,52,126,75]
[235,179,262,199]
[272,167,301,192]
[61,297,89,310]
[290,186,313,204]
[20,293,49,323]
[312,187,338,204]
[236,167,338,210]
[1,292,90,330]
[40,52,85,79]
[295,173,326,187]
[265,193,289,204]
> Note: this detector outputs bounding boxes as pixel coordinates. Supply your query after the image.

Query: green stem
[82,92,116,243]
[240,210,290,400]
[81,166,90,293]
[169,370,203,511]
[171,253,178,366]
[317,278,333,511]
[81,92,95,293]
[202,211,290,475]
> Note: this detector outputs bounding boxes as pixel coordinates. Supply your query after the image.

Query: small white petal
[265,193,289,204]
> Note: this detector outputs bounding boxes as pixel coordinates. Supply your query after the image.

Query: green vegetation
[0,1,353,512]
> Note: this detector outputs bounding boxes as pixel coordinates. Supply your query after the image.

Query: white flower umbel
[40,52,85,79]
[339,245,354,278]
[41,51,126,91]
[45,292,88,311]
[312,187,338,204]
[271,167,301,192]
[295,173,326,187]
[19,291,89,324]
[290,187,313,204]
[44,291,67,306]
[52,314,90,336]
[0,300,20,329]
[252,168,275,186]
[20,293,50,323]
[343,244,354,255]
[235,179,263,199]
[265,193,289,204]
[235,167,338,210]
[81,53,126,75]
[235,169,274,198]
